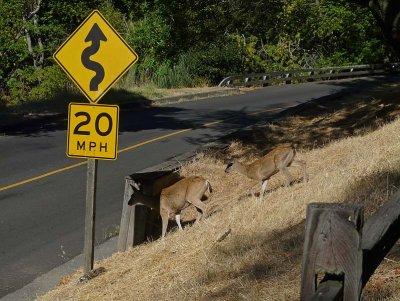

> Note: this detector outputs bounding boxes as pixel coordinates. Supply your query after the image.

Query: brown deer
[225,143,307,200]
[129,176,212,239]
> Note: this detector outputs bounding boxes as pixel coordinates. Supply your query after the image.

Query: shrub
[4,65,67,105]
[188,38,244,84]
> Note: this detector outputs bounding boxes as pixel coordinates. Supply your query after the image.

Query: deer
[225,143,307,200]
[128,176,212,239]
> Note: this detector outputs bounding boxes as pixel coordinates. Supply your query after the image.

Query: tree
[349,0,400,56]
[0,0,104,104]
[0,0,392,105]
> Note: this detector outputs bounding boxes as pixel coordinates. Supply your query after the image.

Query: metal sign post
[83,158,98,274]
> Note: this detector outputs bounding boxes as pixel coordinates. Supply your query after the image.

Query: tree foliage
[0,0,391,105]
[347,0,400,56]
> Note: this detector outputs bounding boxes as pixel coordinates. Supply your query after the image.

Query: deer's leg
[275,151,295,187]
[160,208,169,239]
[187,199,206,222]
[175,213,183,231]
[279,165,293,187]
[259,179,269,201]
[290,160,308,182]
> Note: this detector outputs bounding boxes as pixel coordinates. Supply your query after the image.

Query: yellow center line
[0,161,87,192]
[247,107,284,115]
[118,128,193,153]
[203,120,223,127]
[0,104,295,192]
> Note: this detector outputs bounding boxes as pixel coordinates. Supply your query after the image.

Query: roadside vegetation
[38,80,400,301]
[1,0,392,107]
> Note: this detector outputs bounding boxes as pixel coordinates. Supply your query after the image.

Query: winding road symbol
[81,23,107,91]
[53,10,138,103]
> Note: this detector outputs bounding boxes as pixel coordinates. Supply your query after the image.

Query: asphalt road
[0,77,391,297]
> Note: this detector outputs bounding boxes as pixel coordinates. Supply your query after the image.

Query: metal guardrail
[218,63,400,87]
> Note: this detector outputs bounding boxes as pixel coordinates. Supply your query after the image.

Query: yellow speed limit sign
[67,103,119,160]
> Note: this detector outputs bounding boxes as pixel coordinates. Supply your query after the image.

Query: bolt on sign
[53,10,138,103]
[67,103,119,160]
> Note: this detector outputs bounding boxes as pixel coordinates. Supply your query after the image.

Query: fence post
[300,203,363,301]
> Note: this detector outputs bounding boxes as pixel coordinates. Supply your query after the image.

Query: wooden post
[300,203,363,301]
[117,178,154,251]
[117,176,134,252]
[83,159,98,275]
[126,204,137,247]
[128,205,150,246]
[362,189,400,286]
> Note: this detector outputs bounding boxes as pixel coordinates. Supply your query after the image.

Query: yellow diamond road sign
[54,10,138,103]
[67,103,119,160]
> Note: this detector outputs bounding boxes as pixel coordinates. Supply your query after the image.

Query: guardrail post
[285,73,292,84]
[300,203,363,301]
[262,75,269,87]
[307,70,314,82]
[328,69,335,80]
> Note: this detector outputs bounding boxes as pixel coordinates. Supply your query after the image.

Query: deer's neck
[234,161,251,177]
[134,194,160,211]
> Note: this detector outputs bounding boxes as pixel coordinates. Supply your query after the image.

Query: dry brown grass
[38,113,400,300]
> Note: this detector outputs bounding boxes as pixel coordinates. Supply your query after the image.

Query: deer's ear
[131,182,141,191]
[225,161,234,173]
[224,157,234,164]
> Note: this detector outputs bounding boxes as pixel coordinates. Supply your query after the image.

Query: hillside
[38,83,400,300]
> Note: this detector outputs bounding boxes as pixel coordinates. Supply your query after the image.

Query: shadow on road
[2,76,399,146]
[214,76,400,156]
